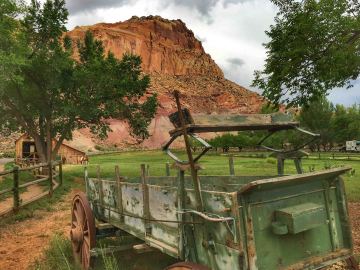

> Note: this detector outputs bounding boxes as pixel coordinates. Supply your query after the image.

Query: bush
[0,151,15,158]
[266,157,277,164]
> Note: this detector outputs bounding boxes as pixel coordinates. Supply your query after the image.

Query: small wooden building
[15,134,87,165]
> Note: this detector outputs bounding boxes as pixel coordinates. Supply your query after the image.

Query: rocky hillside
[69,16,223,77]
[0,16,265,153]
[64,16,265,151]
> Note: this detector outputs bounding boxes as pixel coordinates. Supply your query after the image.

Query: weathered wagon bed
[80,166,354,270]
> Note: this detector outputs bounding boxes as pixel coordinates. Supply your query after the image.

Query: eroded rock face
[65,16,265,150]
[68,15,224,78]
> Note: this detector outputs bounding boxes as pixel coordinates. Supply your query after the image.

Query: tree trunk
[46,121,52,163]
[31,133,47,163]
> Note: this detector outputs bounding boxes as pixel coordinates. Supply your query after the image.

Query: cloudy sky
[62,0,359,106]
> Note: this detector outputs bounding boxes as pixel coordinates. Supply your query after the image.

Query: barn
[15,134,87,165]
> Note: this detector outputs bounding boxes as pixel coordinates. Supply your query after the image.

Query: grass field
[65,150,360,201]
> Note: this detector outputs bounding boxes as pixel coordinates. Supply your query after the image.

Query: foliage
[0,0,27,93]
[100,246,120,270]
[0,0,157,163]
[299,98,360,150]
[299,97,335,150]
[209,133,248,148]
[332,104,360,143]
[260,102,279,113]
[253,0,360,106]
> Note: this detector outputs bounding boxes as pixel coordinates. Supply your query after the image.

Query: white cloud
[328,81,360,106]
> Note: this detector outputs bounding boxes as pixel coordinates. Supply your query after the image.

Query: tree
[0,0,26,93]
[332,104,360,143]
[253,0,360,106]
[298,97,335,151]
[0,0,157,162]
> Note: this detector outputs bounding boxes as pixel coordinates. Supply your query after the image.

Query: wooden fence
[0,161,63,216]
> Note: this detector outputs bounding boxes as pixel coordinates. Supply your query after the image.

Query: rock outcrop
[66,16,265,150]
[68,16,224,78]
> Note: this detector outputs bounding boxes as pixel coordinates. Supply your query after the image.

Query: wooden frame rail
[0,161,63,216]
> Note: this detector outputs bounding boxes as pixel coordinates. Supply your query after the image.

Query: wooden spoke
[70,192,96,270]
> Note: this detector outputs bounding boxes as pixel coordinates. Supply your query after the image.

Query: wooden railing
[0,161,63,216]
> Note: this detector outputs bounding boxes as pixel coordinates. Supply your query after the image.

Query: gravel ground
[325,202,360,270]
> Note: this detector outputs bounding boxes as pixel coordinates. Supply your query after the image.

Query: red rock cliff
[68,15,224,77]
[65,16,265,150]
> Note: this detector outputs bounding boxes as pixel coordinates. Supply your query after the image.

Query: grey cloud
[66,0,131,15]
[223,0,254,7]
[227,57,245,66]
[172,0,217,16]
[160,0,255,19]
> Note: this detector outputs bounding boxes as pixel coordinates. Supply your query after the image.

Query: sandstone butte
[0,15,266,153]
[63,15,266,151]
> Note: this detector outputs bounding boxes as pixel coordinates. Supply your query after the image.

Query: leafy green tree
[0,0,157,162]
[253,0,360,106]
[0,0,26,93]
[332,104,360,143]
[260,102,279,114]
[299,97,335,150]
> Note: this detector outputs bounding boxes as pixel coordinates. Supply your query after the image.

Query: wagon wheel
[70,192,96,270]
[165,262,211,270]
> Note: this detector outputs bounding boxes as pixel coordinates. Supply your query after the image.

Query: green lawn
[65,150,360,201]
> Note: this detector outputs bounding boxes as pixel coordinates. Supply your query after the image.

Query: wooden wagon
[70,92,358,270]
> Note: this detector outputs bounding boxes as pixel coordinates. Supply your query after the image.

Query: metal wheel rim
[70,192,96,270]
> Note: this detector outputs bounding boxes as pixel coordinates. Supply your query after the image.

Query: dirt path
[349,202,360,255]
[0,183,45,214]
[0,194,359,270]
[0,192,73,270]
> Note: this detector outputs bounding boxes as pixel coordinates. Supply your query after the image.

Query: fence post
[166,162,170,176]
[59,162,63,187]
[13,166,20,211]
[229,155,235,176]
[84,165,88,194]
[48,162,53,197]
[146,164,150,176]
